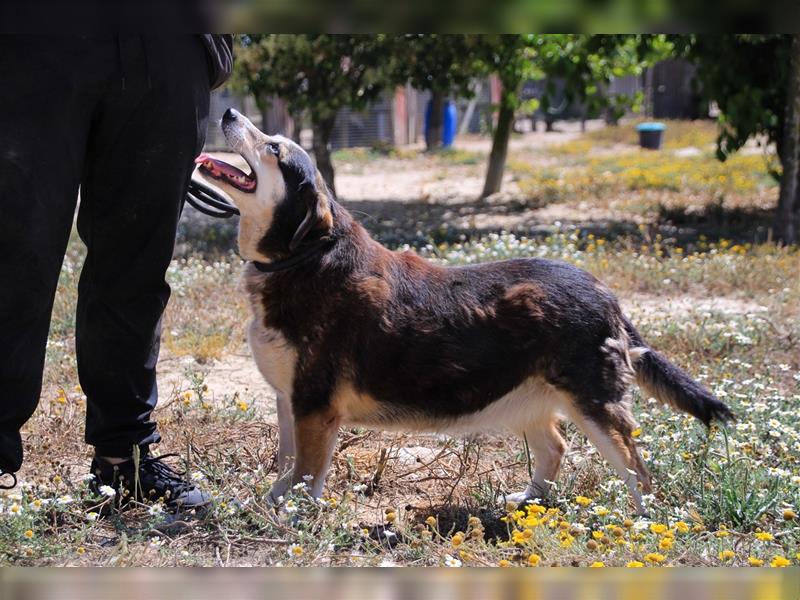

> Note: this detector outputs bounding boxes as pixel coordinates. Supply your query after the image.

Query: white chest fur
[247,319,297,397]
[244,268,298,397]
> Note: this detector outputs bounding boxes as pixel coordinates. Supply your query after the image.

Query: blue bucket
[636,122,666,150]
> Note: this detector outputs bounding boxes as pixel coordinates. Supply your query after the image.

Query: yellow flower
[385,510,397,524]
[236,401,248,412]
[626,561,645,568]
[589,561,605,568]
[288,544,303,557]
[575,496,592,507]
[526,504,546,515]
[77,547,86,555]
[425,516,437,527]
[674,521,689,534]
[631,428,642,438]
[649,523,668,535]
[645,552,665,564]
[719,550,735,561]
[747,557,763,567]
[451,532,465,548]
[770,555,790,568]
[623,519,634,529]
[783,509,797,521]
[527,554,541,566]
[23,530,33,539]
[659,537,674,550]
[498,559,511,568]
[754,532,773,542]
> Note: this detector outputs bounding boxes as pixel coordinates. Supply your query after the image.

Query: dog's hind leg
[567,401,651,515]
[506,418,566,505]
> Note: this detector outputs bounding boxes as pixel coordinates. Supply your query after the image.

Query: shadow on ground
[177,194,777,259]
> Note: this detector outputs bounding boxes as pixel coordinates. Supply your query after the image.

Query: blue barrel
[636,122,666,150]
[424,99,458,147]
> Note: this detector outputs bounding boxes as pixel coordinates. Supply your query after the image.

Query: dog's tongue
[195,153,244,177]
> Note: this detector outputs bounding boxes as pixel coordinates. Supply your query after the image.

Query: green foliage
[388,34,488,97]
[674,34,793,172]
[698,431,782,530]
[535,34,672,120]
[231,35,395,122]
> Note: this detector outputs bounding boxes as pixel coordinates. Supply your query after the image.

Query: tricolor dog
[196,108,733,515]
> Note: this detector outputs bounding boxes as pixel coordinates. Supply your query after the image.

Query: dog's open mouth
[195,153,256,193]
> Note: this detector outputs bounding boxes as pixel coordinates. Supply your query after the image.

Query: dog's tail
[623,318,734,427]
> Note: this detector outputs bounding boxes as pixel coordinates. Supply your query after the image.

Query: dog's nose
[222,108,238,123]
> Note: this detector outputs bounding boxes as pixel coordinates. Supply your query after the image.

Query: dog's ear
[288,172,333,252]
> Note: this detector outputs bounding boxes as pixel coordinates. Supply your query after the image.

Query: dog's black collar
[252,238,335,273]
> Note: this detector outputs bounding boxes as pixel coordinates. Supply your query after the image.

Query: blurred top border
[2,0,800,33]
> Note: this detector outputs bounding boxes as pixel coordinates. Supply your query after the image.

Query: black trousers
[0,36,210,472]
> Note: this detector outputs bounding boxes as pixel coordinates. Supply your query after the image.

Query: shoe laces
[138,453,190,494]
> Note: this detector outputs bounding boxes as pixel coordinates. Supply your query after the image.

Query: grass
[509,144,777,212]
[1,121,799,567]
[582,118,721,150]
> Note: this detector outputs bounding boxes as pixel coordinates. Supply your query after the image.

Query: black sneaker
[89,452,211,512]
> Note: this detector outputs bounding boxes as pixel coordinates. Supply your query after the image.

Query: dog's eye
[265,142,280,156]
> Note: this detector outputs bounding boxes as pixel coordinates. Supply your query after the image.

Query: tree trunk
[426,90,444,151]
[774,34,800,244]
[481,102,515,198]
[311,114,336,197]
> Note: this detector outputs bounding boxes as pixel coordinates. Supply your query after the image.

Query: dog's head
[195,108,333,262]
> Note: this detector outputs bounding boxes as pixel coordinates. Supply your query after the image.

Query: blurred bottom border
[0,568,797,600]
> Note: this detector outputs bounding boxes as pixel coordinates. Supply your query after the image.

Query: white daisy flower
[444,554,462,567]
[98,485,116,498]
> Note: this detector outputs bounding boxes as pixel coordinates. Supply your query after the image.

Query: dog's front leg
[267,392,297,505]
[275,392,295,478]
[291,409,340,498]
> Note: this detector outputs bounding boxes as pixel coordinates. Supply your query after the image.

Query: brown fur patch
[330,380,383,424]
[356,276,392,307]
[499,283,547,320]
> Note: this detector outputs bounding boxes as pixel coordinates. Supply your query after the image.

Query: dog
[196,108,734,515]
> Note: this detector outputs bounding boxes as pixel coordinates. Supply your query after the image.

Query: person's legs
[77,35,210,459]
[0,36,106,477]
